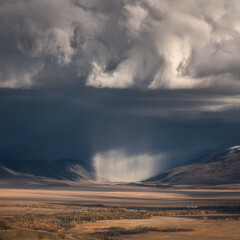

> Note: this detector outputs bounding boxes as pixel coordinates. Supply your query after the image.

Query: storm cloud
[1,1,240,181]
[1,0,240,89]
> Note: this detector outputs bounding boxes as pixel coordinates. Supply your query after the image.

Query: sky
[1,0,240,180]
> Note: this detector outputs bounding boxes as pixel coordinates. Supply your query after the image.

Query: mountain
[0,158,94,181]
[1,145,240,186]
[145,145,240,185]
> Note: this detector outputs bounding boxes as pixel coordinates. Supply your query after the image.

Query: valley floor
[0,182,239,239]
[0,182,239,207]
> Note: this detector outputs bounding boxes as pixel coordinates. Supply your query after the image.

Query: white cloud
[1,0,240,90]
[122,4,148,38]
[87,61,135,88]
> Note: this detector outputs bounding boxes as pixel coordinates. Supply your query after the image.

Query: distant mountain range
[0,158,94,181]
[145,145,240,185]
[0,145,240,186]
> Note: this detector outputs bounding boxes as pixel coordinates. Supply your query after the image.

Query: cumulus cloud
[1,0,240,89]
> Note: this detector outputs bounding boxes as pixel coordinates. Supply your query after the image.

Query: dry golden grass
[0,185,239,239]
[0,184,239,208]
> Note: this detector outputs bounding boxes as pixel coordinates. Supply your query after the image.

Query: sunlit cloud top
[1,0,240,89]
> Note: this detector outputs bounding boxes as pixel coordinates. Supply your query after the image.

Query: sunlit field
[0,183,239,240]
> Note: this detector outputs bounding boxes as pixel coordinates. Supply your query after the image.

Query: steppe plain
[0,182,239,240]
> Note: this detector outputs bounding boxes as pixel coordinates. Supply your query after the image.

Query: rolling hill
[0,158,94,182]
[145,145,240,185]
[1,145,240,186]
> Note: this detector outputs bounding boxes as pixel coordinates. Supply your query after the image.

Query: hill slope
[0,159,94,181]
[145,146,240,185]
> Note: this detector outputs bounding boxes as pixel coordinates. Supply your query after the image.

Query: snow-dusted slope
[145,146,240,185]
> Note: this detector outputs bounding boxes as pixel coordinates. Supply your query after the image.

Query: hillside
[145,146,240,185]
[0,159,94,182]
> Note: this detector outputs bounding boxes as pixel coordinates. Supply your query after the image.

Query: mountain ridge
[0,158,94,181]
[144,145,240,185]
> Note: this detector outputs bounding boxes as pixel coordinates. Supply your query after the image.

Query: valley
[0,182,239,239]
[0,146,240,239]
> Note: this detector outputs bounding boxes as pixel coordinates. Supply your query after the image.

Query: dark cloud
[1,1,240,180]
[0,87,240,159]
[0,86,240,181]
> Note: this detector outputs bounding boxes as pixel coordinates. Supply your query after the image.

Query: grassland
[0,203,239,239]
[0,183,239,239]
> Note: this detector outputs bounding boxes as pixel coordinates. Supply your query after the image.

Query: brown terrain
[0,182,239,239]
[0,146,239,239]
[146,145,240,185]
